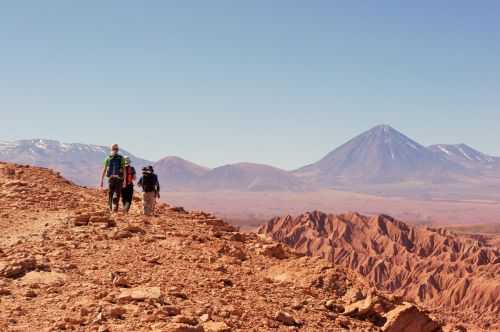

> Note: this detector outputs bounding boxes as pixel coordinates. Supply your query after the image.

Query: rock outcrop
[258,211,500,331]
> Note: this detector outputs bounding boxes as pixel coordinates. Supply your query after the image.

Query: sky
[1,1,499,169]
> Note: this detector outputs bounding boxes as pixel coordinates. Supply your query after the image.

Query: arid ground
[162,190,500,230]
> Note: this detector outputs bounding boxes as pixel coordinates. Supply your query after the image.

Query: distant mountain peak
[370,124,396,132]
[294,125,460,185]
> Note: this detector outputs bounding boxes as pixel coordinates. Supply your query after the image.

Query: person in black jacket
[138,166,160,216]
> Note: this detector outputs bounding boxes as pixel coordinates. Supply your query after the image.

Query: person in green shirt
[100,143,126,212]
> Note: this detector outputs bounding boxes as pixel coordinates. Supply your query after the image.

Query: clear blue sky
[1,1,499,169]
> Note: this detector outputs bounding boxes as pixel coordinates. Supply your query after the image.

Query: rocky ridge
[0,162,442,331]
[258,211,500,331]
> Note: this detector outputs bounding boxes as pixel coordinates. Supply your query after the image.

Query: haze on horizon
[1,1,499,169]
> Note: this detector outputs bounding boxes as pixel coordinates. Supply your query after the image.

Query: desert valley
[0,125,499,331]
[0,162,498,331]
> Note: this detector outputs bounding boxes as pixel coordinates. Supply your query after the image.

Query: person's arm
[155,175,160,198]
[100,158,109,189]
[121,158,127,188]
[138,177,143,189]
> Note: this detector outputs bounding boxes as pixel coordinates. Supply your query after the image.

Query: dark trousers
[122,184,134,212]
[108,177,123,212]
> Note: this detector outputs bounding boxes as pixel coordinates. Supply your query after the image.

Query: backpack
[141,173,157,192]
[125,166,136,185]
[107,154,123,178]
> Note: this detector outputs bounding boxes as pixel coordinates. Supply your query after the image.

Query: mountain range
[0,139,150,186]
[1,125,499,193]
[294,125,467,186]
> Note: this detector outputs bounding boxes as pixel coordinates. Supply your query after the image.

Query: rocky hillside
[0,162,445,331]
[259,211,500,331]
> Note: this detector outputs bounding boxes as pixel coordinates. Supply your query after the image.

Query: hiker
[121,156,136,213]
[138,165,160,216]
[100,144,126,212]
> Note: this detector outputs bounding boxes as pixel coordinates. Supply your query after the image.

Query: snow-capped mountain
[429,144,499,168]
[294,125,465,186]
[0,139,151,186]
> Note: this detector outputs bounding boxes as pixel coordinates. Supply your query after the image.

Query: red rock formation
[259,211,500,330]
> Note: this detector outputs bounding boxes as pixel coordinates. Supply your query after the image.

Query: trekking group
[100,144,160,215]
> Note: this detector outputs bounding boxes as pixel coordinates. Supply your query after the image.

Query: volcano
[294,125,465,186]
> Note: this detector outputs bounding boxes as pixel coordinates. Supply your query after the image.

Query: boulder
[382,303,441,332]
[111,229,133,240]
[344,295,376,316]
[106,305,126,319]
[217,244,247,261]
[117,287,162,303]
[342,287,365,304]
[343,294,393,326]
[173,315,198,325]
[112,275,129,288]
[72,215,90,226]
[324,300,344,313]
[164,323,204,332]
[21,271,66,286]
[0,288,12,296]
[203,321,231,332]
[0,257,37,278]
[260,244,288,259]
[274,311,302,326]
[162,305,182,316]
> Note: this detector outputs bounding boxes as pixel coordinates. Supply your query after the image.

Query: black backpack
[142,173,157,192]
[107,154,123,177]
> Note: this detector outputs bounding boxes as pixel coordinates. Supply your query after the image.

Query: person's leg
[143,192,149,215]
[109,177,121,212]
[151,192,157,215]
[148,192,155,215]
[128,186,134,211]
[121,186,127,210]
[122,185,133,212]
[144,192,155,216]
[113,179,123,212]
[108,179,115,211]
